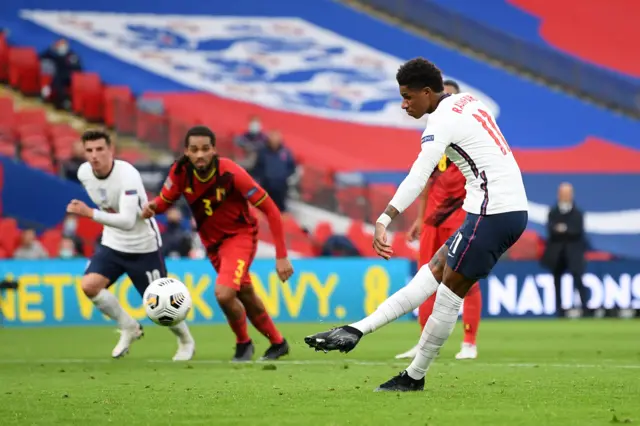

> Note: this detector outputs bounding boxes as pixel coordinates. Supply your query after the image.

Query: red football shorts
[208,233,257,290]
[418,225,460,268]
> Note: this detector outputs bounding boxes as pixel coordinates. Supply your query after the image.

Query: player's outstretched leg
[455,282,481,360]
[376,267,474,392]
[169,322,196,361]
[238,286,289,361]
[395,293,436,359]
[82,273,143,358]
[305,261,442,353]
[215,285,254,362]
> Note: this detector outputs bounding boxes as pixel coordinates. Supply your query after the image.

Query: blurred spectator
[443,79,460,94]
[540,182,590,318]
[39,38,82,110]
[13,229,48,259]
[61,214,85,254]
[235,115,268,171]
[161,207,192,258]
[60,141,85,183]
[188,217,206,259]
[321,235,361,257]
[58,237,79,259]
[252,130,297,212]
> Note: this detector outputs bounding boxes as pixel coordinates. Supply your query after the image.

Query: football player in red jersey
[142,126,294,362]
[395,80,482,361]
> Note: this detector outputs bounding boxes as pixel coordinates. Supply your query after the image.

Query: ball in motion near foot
[143,278,192,326]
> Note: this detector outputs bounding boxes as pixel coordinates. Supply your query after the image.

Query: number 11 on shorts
[449,232,463,256]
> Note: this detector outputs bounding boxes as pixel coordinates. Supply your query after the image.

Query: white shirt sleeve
[388,117,454,214]
[92,168,141,231]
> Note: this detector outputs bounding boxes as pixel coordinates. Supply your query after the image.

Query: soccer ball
[143,277,192,326]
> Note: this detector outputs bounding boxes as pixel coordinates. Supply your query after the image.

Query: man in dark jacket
[252,130,296,212]
[541,182,590,318]
[39,38,82,110]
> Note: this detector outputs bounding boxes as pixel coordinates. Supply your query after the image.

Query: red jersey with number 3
[423,155,466,229]
[158,157,268,249]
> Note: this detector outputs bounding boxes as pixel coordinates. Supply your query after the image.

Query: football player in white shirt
[66,130,195,361]
[305,58,529,391]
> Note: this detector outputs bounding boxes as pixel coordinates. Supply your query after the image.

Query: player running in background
[142,126,294,362]
[395,80,482,361]
[67,130,195,361]
[305,58,528,391]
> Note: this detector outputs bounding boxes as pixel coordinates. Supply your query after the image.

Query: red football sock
[228,312,251,344]
[418,293,437,331]
[248,312,283,344]
[462,283,482,345]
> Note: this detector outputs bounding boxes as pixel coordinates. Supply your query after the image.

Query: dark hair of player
[81,129,111,145]
[183,125,216,148]
[443,79,460,93]
[396,58,444,92]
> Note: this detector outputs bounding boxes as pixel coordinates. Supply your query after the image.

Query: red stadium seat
[0,33,9,82]
[49,123,79,139]
[0,139,16,157]
[313,221,334,246]
[81,87,104,122]
[0,218,21,255]
[112,96,136,134]
[20,134,50,152]
[8,47,41,95]
[391,231,418,260]
[346,220,376,257]
[40,229,63,256]
[71,72,101,114]
[22,152,55,174]
[16,108,47,127]
[103,86,133,127]
[508,230,544,260]
[52,135,77,160]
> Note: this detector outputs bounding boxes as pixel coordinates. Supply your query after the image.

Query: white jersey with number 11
[423,93,529,215]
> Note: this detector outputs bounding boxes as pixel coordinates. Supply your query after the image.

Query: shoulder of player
[218,157,246,175]
[114,160,143,181]
[77,162,92,181]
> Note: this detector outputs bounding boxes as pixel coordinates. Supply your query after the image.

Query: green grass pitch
[1,319,639,425]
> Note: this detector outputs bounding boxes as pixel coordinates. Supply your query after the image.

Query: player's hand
[373,223,394,260]
[141,201,157,219]
[407,218,422,242]
[66,199,92,218]
[275,258,294,282]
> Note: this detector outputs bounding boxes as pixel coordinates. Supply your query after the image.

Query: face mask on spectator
[63,217,77,236]
[56,42,69,55]
[248,120,261,134]
[60,248,74,259]
[558,201,572,214]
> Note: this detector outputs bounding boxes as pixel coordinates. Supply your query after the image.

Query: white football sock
[169,321,194,344]
[91,289,137,330]
[350,265,440,335]
[406,285,462,380]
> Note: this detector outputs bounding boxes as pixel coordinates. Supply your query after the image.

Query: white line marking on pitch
[0,359,639,369]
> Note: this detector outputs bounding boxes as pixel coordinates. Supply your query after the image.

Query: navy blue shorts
[445,211,528,281]
[85,245,168,296]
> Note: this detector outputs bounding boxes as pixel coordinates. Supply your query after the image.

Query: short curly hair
[396,58,444,92]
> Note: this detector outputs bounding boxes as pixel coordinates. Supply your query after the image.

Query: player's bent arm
[378,142,445,226]
[256,196,288,259]
[92,190,139,231]
[227,159,288,259]
[153,164,184,214]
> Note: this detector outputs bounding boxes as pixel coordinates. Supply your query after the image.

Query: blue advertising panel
[1,258,638,326]
[0,258,411,327]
